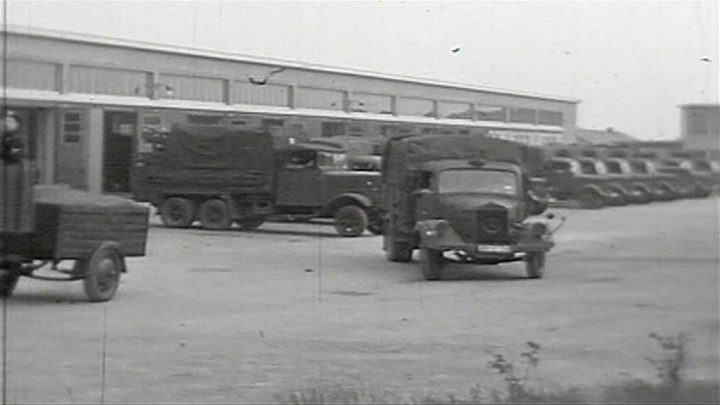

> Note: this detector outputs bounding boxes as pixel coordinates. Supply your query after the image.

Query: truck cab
[543,157,624,209]
[274,142,384,235]
[382,134,554,280]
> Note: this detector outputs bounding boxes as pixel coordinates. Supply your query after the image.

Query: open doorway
[103,111,136,193]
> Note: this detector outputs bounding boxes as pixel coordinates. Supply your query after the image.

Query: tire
[0,269,20,298]
[237,217,265,231]
[577,190,605,209]
[367,216,384,235]
[160,197,195,228]
[333,205,368,237]
[384,235,413,262]
[81,242,124,302]
[525,252,546,279]
[198,199,232,230]
[420,248,445,281]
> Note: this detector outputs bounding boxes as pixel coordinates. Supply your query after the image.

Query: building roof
[6,24,581,104]
[574,128,637,146]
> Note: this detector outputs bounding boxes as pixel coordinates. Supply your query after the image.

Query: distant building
[1,25,579,194]
[572,127,637,146]
[680,104,720,154]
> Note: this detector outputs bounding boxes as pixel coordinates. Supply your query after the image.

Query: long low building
[2,25,580,194]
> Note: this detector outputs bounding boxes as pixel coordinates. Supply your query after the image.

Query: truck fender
[573,183,605,199]
[322,193,374,215]
[414,219,464,249]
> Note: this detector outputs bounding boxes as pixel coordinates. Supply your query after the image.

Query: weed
[646,332,687,392]
[487,341,542,402]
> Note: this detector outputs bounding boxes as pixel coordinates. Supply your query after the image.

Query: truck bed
[32,185,149,260]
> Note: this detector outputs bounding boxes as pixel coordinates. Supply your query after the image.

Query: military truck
[381,134,555,280]
[132,125,383,236]
[540,156,626,209]
[658,156,715,198]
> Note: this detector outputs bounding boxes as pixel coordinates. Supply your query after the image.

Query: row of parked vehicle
[527,146,719,209]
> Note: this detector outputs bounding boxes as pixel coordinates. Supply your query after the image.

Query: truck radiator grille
[476,209,508,243]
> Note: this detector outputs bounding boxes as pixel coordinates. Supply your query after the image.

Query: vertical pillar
[86,108,104,194]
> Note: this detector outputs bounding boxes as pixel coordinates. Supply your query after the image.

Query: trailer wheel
[385,236,413,262]
[81,242,124,302]
[334,205,368,237]
[160,197,195,228]
[0,269,20,298]
[525,252,546,279]
[420,248,444,281]
[199,199,232,230]
[577,190,605,209]
[237,217,265,231]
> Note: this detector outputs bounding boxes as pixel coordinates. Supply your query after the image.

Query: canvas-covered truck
[381,134,557,280]
[132,125,383,236]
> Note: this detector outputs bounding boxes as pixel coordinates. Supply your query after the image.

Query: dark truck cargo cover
[133,125,274,200]
[384,135,528,172]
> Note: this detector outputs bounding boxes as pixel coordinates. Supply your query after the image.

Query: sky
[2,0,718,141]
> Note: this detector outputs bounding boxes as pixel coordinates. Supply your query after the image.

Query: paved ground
[2,198,718,404]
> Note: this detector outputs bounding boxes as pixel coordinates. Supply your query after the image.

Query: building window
[397,97,435,117]
[538,110,564,126]
[352,92,393,114]
[509,107,536,124]
[69,65,149,97]
[475,105,507,122]
[161,74,225,102]
[187,115,223,125]
[234,81,290,107]
[62,111,83,143]
[438,101,474,120]
[262,119,284,128]
[1,59,58,91]
[322,122,346,137]
[296,88,345,110]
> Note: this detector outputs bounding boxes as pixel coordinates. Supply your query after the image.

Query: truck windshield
[438,169,517,195]
[317,151,348,169]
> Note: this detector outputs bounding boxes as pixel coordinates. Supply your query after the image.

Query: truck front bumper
[416,220,554,262]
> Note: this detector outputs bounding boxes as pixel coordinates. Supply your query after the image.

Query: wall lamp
[134,83,175,98]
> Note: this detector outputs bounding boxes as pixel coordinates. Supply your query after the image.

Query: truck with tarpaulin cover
[132,124,383,236]
[381,133,558,280]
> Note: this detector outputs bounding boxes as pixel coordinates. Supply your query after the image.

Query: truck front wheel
[577,190,605,209]
[199,199,232,230]
[237,217,265,231]
[525,252,546,279]
[160,197,195,228]
[333,205,368,237]
[420,248,445,281]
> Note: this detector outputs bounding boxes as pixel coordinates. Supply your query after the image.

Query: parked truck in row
[381,134,556,280]
[131,125,384,236]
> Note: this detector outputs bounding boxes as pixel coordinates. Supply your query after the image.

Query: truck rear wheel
[385,235,413,262]
[0,269,20,298]
[160,197,195,228]
[525,252,546,279]
[420,248,445,280]
[334,205,368,237]
[199,199,232,230]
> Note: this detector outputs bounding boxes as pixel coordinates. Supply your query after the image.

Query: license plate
[477,244,512,253]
